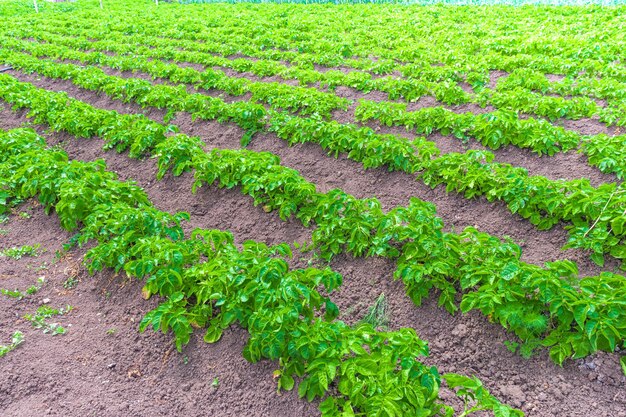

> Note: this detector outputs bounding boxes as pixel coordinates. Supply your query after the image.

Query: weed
[106,328,117,335]
[341,302,361,319]
[63,276,78,289]
[504,341,519,354]
[1,276,45,300]
[25,276,46,295]
[358,293,389,330]
[0,288,24,299]
[53,249,65,263]
[24,304,72,335]
[62,233,82,251]
[26,262,48,272]
[0,331,24,358]
[0,244,41,259]
[18,211,31,219]
[211,377,219,388]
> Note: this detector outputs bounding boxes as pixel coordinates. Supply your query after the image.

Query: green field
[1,1,626,416]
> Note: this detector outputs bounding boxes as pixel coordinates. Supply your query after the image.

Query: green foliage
[63,276,78,289]
[444,374,524,417]
[0,288,24,299]
[3,70,626,371]
[355,99,580,156]
[4,47,626,268]
[0,127,521,416]
[1,276,46,300]
[0,37,347,120]
[1,3,626,397]
[2,36,626,266]
[0,244,41,259]
[0,331,24,358]
[23,305,72,335]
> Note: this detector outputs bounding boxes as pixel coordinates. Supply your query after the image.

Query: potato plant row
[4,25,470,106]
[59,19,626,124]
[0,35,349,118]
[354,99,626,166]
[0,127,520,417]
[6,32,625,184]
[24,4,626,85]
[496,68,626,112]
[2,74,625,370]
[8,33,625,181]
[3,49,626,268]
[3,33,621,161]
[354,100,626,265]
[9,23,626,124]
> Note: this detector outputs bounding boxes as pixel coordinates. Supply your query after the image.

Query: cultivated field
[1,1,625,416]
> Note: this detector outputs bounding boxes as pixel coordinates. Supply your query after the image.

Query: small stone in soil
[127,368,142,378]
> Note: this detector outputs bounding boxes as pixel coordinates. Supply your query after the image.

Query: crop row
[0,35,349,118]
[5,9,476,80]
[353,98,626,178]
[0,127,520,417]
[272,110,626,266]
[6,34,626,183]
[9,22,626,125]
[3,25,471,106]
[22,4,626,85]
[496,68,626,120]
[4,35,624,175]
[355,99,626,261]
[2,73,625,369]
[3,49,626,267]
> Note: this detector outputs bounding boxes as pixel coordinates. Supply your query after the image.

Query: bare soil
[1,68,626,417]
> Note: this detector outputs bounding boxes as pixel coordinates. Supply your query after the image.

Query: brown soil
[1,68,626,417]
